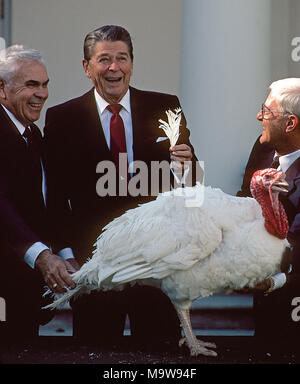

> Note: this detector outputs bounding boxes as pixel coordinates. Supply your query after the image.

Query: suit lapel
[130,87,145,161]
[284,156,300,195]
[79,89,113,162]
[0,105,29,153]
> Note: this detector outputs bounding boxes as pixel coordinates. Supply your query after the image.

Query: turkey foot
[179,336,217,356]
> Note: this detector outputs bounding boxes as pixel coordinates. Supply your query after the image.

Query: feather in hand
[158,108,182,147]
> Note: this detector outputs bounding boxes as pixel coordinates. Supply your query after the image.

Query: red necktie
[107,104,127,165]
[107,104,128,188]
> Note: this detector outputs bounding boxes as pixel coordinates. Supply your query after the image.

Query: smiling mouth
[105,76,122,83]
[29,102,43,110]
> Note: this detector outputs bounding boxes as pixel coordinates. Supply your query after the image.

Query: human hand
[237,278,272,294]
[35,250,77,293]
[170,144,192,163]
[65,258,80,272]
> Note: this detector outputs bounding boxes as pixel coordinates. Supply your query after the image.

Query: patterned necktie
[22,126,43,202]
[22,126,33,148]
[271,156,280,169]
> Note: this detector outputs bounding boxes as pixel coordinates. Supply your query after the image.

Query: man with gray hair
[0,45,77,343]
[237,78,300,346]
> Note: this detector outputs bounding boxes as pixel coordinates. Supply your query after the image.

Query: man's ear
[82,59,91,78]
[0,79,6,99]
[286,114,299,133]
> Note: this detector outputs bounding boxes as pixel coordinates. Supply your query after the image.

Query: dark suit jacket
[280,156,300,275]
[0,105,47,263]
[43,87,200,264]
[240,137,300,340]
[237,136,275,197]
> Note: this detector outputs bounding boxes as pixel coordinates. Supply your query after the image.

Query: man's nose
[108,60,120,71]
[256,109,263,121]
[35,87,48,100]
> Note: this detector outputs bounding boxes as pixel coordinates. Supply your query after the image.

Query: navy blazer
[43,87,200,264]
[280,156,300,274]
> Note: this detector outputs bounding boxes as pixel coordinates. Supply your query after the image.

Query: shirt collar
[93,88,131,114]
[277,149,300,172]
[1,104,27,135]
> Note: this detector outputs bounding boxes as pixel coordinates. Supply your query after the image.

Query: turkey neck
[252,184,288,239]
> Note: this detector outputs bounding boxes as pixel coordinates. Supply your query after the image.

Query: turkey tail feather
[43,285,88,310]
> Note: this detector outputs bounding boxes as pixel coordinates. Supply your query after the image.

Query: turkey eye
[264,175,271,179]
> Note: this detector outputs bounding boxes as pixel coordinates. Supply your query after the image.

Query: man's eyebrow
[117,52,129,57]
[98,51,129,57]
[25,79,49,86]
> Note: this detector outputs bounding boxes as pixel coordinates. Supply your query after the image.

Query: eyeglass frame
[260,103,291,120]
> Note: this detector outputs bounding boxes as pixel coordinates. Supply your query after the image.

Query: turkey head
[250,168,289,239]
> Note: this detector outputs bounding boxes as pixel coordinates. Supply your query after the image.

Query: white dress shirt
[94,88,135,174]
[277,149,300,172]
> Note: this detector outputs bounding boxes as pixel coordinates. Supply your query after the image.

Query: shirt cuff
[271,272,287,291]
[24,242,50,269]
[58,247,75,260]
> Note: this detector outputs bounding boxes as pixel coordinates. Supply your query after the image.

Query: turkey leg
[176,308,217,357]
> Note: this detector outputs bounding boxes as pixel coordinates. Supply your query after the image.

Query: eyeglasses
[260,104,289,120]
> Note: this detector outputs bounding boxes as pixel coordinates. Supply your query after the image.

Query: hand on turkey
[65,258,80,273]
[237,278,272,294]
[35,250,77,293]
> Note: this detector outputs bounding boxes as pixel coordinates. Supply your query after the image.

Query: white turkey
[47,168,289,357]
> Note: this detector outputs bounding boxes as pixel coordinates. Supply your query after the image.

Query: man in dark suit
[0,45,76,343]
[237,78,300,346]
[43,25,201,347]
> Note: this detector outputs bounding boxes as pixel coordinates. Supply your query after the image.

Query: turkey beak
[271,180,289,193]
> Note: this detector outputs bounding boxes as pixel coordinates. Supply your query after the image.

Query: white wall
[180,0,275,194]
[11,0,182,129]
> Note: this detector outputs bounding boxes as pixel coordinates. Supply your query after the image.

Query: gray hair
[84,25,134,62]
[0,44,45,84]
[269,78,300,117]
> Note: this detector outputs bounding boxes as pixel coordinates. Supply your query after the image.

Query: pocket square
[156,136,169,143]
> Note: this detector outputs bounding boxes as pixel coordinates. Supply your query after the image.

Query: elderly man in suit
[0,45,76,343]
[43,25,200,347]
[237,78,300,345]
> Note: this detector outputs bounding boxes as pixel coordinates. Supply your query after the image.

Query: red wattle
[250,169,289,240]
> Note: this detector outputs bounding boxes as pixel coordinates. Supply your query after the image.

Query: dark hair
[84,25,133,61]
